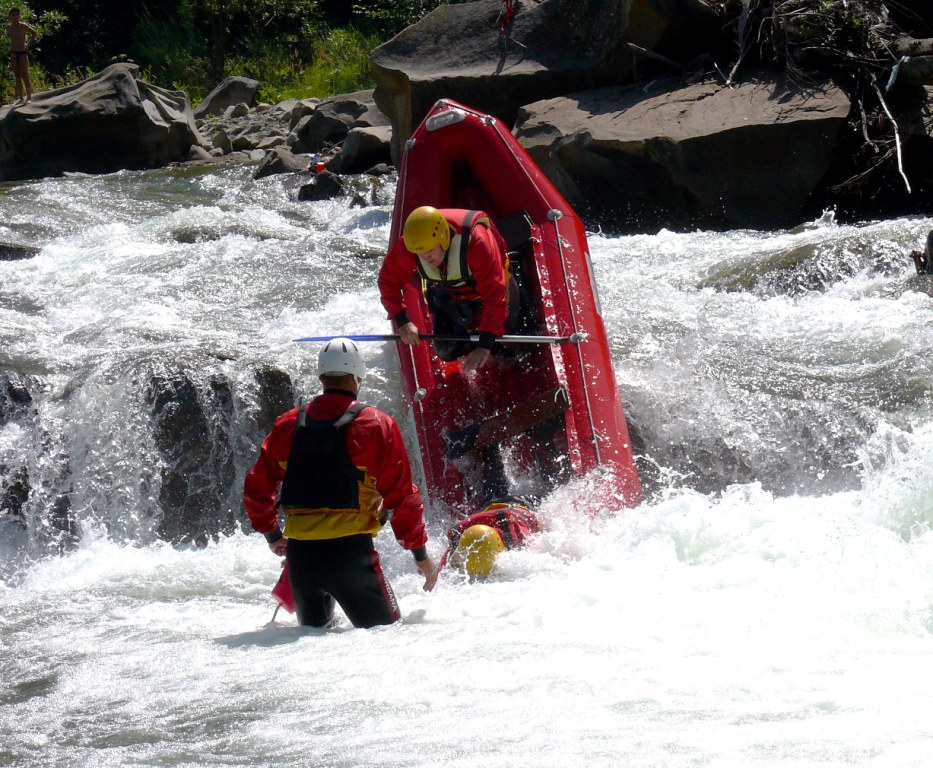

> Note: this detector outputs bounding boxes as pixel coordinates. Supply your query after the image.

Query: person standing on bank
[378,206,519,372]
[6,8,37,105]
[243,338,437,628]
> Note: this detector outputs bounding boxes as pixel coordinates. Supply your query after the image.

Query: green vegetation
[1,0,463,105]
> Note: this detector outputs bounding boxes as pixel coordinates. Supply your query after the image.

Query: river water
[1,164,932,767]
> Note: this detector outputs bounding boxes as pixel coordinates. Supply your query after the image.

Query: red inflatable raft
[388,99,642,514]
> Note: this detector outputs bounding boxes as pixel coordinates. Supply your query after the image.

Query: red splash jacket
[243,391,428,552]
[378,208,510,340]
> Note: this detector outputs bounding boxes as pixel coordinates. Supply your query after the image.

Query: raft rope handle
[547,207,602,466]
[397,136,429,409]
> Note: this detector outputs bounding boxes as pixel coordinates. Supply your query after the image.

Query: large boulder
[0,63,205,182]
[370,0,718,161]
[514,74,853,231]
[193,76,260,119]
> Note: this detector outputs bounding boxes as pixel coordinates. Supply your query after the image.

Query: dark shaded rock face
[514,75,852,231]
[0,373,75,545]
[298,170,345,201]
[0,373,34,528]
[146,370,236,545]
[253,367,295,437]
[0,242,39,261]
[144,365,295,546]
[0,63,204,182]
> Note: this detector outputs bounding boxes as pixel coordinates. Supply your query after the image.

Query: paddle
[293,332,587,345]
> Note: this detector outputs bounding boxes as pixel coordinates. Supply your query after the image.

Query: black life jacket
[278,402,367,511]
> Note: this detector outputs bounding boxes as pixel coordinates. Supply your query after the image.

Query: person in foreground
[378,205,519,371]
[438,498,540,580]
[243,338,437,628]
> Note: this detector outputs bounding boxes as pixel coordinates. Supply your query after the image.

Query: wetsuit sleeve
[349,410,428,552]
[378,238,419,326]
[467,224,510,346]
[242,409,297,538]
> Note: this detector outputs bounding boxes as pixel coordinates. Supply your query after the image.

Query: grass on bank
[1,24,380,107]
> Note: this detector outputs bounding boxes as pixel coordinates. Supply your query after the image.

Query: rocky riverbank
[2,0,933,233]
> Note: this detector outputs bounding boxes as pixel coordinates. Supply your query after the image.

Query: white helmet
[318,337,366,379]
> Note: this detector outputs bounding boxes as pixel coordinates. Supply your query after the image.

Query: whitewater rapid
[1,165,932,767]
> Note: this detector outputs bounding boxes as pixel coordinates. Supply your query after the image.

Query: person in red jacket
[378,206,519,371]
[243,338,437,628]
[438,499,540,579]
[497,0,517,51]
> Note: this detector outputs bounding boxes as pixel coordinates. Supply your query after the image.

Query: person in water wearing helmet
[243,338,438,628]
[438,499,540,580]
[378,206,520,371]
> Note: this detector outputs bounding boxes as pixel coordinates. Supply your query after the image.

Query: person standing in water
[243,338,437,628]
[6,8,37,105]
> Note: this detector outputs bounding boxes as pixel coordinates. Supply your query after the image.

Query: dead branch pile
[700,0,932,196]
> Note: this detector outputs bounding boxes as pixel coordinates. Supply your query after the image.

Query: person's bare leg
[18,56,32,103]
[10,55,24,103]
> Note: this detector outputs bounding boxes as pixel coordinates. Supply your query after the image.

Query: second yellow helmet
[458,524,505,579]
[403,206,451,253]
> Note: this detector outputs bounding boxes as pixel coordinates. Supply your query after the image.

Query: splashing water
[1,166,932,767]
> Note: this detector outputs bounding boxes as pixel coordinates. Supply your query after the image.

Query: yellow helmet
[403,206,450,253]
[458,524,505,579]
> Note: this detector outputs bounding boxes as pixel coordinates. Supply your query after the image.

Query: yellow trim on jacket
[282,471,385,540]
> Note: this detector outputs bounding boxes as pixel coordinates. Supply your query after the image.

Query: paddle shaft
[294,332,586,345]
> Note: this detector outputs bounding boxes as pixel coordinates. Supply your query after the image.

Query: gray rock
[331,125,392,174]
[289,98,321,130]
[514,74,852,231]
[0,63,205,182]
[231,133,255,152]
[210,128,232,154]
[193,76,260,119]
[186,144,215,162]
[257,135,286,150]
[223,102,251,119]
[253,146,311,179]
[289,90,388,154]
[298,170,345,201]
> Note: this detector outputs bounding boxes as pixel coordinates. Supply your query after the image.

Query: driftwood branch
[870,74,911,194]
[626,43,683,73]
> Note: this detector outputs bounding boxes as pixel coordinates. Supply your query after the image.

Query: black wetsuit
[286,535,400,628]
